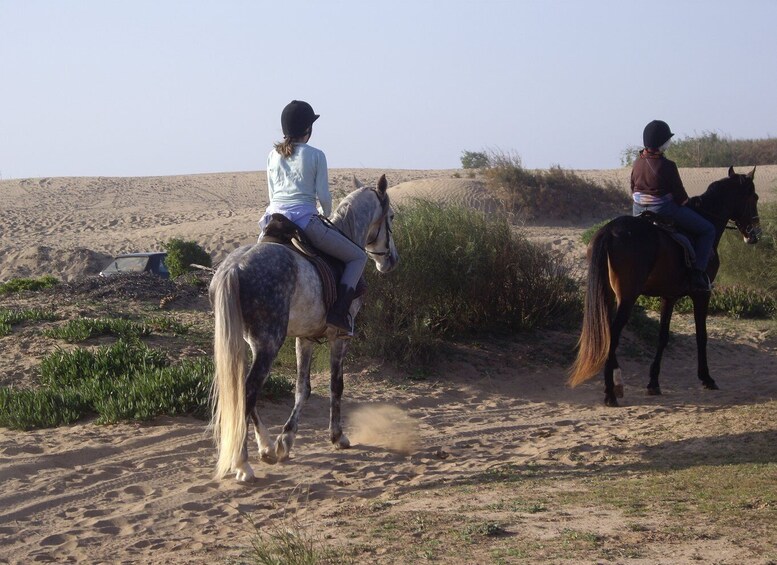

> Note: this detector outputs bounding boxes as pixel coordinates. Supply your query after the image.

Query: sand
[1,166,776,563]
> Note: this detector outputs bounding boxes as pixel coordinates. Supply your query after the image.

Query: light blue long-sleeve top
[261,143,332,230]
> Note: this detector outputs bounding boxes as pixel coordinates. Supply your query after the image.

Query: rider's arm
[315,150,332,217]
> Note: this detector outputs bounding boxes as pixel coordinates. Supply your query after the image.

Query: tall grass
[354,200,581,364]
[622,132,777,167]
[717,202,777,294]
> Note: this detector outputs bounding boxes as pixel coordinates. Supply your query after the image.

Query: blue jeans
[633,200,715,271]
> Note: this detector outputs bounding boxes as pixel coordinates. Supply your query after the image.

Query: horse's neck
[331,192,375,246]
[698,183,733,236]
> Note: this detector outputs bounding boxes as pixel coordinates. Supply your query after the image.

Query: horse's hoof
[703,380,719,390]
[333,434,351,449]
[260,449,278,464]
[647,387,662,396]
[604,396,619,407]
[614,384,624,398]
[275,434,293,462]
[235,463,255,483]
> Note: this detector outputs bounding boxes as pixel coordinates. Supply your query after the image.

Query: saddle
[261,214,366,309]
[636,211,695,268]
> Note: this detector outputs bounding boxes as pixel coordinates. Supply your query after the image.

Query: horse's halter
[365,190,394,257]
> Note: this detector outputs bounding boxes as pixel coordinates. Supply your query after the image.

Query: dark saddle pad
[262,214,366,308]
[636,211,695,267]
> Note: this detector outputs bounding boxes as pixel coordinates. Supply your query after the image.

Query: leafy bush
[460,150,490,169]
[621,132,777,167]
[483,151,629,221]
[353,200,582,364]
[0,275,59,295]
[165,238,212,278]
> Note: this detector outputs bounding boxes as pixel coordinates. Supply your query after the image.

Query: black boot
[690,269,711,292]
[327,284,355,335]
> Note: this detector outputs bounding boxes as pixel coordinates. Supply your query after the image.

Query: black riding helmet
[281,100,320,138]
[643,120,674,149]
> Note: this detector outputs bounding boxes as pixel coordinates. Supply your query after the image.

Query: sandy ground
[1,166,776,563]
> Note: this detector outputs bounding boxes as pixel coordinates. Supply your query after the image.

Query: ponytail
[273,128,311,159]
[274,138,296,158]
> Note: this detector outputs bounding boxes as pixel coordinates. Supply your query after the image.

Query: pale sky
[1,0,775,179]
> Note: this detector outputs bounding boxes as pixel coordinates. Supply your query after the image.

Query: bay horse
[210,175,398,481]
[569,167,761,406]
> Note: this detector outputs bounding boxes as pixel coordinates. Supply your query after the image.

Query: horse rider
[258,100,367,334]
[631,119,715,292]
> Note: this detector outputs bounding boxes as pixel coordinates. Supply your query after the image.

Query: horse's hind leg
[604,297,636,407]
[239,337,282,476]
[275,338,314,462]
[647,298,676,395]
[329,338,351,449]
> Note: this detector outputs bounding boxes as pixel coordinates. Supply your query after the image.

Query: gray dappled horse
[210,175,398,481]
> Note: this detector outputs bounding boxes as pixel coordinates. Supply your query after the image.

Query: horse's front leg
[328,337,351,449]
[275,338,314,462]
[691,293,718,390]
[647,297,676,395]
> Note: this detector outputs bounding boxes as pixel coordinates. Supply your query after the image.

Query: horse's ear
[747,166,756,180]
[728,166,735,178]
[353,176,364,189]
[377,174,387,195]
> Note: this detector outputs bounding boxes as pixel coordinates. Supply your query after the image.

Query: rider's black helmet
[281,100,320,138]
[643,120,674,149]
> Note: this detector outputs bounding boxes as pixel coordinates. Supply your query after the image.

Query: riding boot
[326,284,356,336]
[690,269,711,292]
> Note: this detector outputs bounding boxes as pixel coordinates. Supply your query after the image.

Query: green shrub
[460,150,490,169]
[0,275,59,295]
[165,238,212,278]
[353,200,582,364]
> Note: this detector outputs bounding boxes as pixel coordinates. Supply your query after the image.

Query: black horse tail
[568,225,613,387]
[209,265,247,479]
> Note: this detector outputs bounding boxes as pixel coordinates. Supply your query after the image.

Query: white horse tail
[210,265,247,479]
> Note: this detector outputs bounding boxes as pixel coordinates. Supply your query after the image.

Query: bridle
[365,190,393,257]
